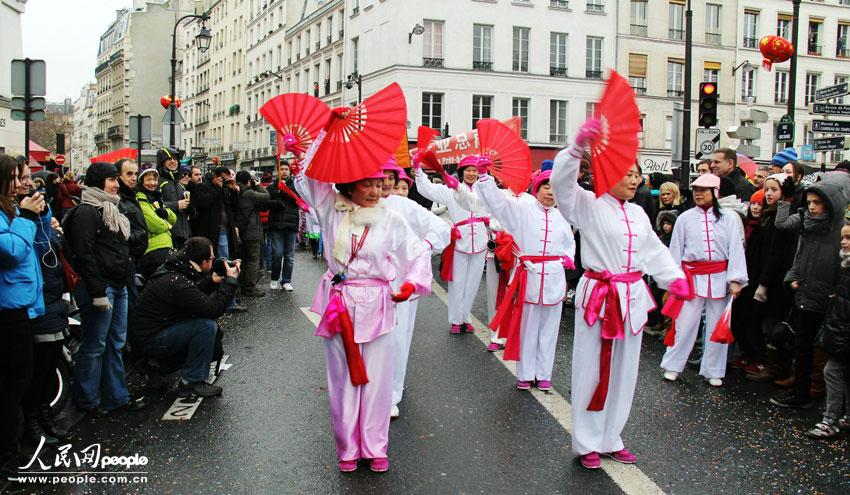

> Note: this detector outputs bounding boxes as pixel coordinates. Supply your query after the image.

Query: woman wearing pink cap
[379,158,450,419]
[413,155,490,335]
[292,161,433,473]
[474,161,575,391]
[660,173,747,387]
[550,119,686,469]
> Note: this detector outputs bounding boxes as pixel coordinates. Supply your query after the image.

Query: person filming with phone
[128,236,240,398]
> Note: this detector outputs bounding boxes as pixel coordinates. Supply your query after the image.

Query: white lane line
[299,285,664,495]
[428,283,665,495]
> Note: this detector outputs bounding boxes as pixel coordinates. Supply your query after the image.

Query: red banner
[411,117,521,167]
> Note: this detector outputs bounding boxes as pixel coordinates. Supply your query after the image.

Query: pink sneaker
[450,324,462,334]
[463,323,475,333]
[604,448,637,464]
[338,459,358,472]
[580,452,601,469]
[487,343,500,352]
[369,457,389,472]
[516,380,532,390]
[536,380,552,391]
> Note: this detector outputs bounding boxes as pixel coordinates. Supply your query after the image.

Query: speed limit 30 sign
[695,127,721,159]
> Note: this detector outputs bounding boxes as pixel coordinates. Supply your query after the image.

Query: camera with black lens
[212,258,238,277]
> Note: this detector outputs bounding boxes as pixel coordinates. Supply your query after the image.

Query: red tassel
[587,339,613,411]
[663,320,677,347]
[338,310,369,385]
[710,301,735,344]
[440,245,454,281]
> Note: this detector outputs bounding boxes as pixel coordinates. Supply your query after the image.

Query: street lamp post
[345,72,362,104]
[170,12,212,147]
[678,0,693,188]
[787,0,802,127]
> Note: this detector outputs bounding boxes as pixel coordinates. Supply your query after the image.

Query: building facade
[71,83,97,173]
[0,0,26,155]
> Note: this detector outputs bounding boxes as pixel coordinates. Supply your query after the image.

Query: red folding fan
[306,83,407,183]
[476,119,532,194]
[589,70,642,197]
[418,126,440,150]
[259,93,330,157]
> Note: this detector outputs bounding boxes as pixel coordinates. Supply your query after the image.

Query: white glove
[753,284,768,303]
[92,296,113,312]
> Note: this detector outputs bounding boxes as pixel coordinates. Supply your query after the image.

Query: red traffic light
[702,83,716,95]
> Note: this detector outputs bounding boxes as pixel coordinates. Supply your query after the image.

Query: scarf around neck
[802,210,829,234]
[331,196,385,265]
[81,186,131,240]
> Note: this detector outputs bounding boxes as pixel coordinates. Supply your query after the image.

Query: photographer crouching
[128,236,240,398]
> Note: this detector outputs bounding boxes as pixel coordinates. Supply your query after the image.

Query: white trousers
[447,251,486,326]
[324,332,394,461]
[485,257,504,344]
[660,296,729,379]
[392,298,419,406]
[571,306,643,456]
[515,303,563,382]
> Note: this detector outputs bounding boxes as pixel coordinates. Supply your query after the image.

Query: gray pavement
[5,250,848,494]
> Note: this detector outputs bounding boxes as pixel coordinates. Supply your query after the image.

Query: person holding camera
[189,166,239,259]
[129,237,239,397]
[233,171,269,297]
[0,154,52,476]
[156,148,191,250]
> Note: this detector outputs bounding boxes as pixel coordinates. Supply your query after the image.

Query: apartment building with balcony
[0,0,26,155]
[71,83,97,173]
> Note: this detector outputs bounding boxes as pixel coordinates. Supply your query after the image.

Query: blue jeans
[218,227,230,259]
[270,229,297,283]
[144,319,217,383]
[73,284,130,411]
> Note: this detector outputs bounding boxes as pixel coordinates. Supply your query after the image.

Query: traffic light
[698,82,718,127]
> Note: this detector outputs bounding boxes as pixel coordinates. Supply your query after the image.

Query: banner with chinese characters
[411,117,522,166]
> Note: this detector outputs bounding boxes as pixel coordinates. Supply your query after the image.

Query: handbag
[58,249,80,292]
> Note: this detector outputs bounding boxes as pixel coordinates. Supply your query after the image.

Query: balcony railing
[668,28,684,41]
[775,94,788,104]
[808,43,821,55]
[632,85,647,95]
[107,125,122,138]
[586,69,602,79]
[550,0,569,7]
[743,36,758,48]
[94,133,106,143]
[550,66,568,77]
[423,57,444,68]
[838,48,850,58]
[316,41,321,50]
[327,35,332,44]
[630,24,647,37]
[586,2,604,13]
[706,32,721,45]
[337,80,343,91]
[741,94,757,103]
[473,60,493,71]
[667,89,684,97]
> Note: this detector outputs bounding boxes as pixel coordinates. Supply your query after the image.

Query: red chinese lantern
[759,35,794,71]
[159,96,183,109]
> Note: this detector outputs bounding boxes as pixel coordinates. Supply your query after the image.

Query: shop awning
[90,148,138,164]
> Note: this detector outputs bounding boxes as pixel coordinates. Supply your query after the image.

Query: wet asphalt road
[6,250,849,495]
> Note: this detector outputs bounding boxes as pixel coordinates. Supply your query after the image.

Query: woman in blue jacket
[0,154,51,473]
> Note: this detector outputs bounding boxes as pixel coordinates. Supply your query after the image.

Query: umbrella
[476,119,532,194]
[736,153,757,180]
[588,71,642,197]
[305,82,407,183]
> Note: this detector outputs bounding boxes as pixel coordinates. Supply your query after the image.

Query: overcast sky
[21,0,134,103]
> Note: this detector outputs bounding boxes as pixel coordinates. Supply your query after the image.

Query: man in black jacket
[267,162,301,291]
[115,158,147,308]
[156,148,191,249]
[189,166,239,258]
[234,171,269,297]
[129,237,239,397]
[711,148,756,202]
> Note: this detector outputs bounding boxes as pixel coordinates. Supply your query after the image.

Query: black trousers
[0,314,33,453]
[794,310,826,399]
[731,294,766,362]
[22,340,63,414]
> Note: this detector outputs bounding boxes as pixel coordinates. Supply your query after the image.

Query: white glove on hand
[92,296,113,312]
[753,284,768,303]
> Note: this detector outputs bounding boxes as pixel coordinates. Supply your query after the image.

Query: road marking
[162,355,230,421]
[299,286,664,495]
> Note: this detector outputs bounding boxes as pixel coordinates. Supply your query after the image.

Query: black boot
[38,404,69,441]
[23,411,58,446]
[1,448,21,482]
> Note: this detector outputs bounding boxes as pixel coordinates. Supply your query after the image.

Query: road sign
[11,97,45,111]
[801,144,815,161]
[811,103,850,116]
[815,82,849,102]
[129,115,152,147]
[10,59,46,96]
[727,125,761,140]
[812,120,850,134]
[776,121,794,142]
[54,154,65,166]
[694,127,720,159]
[11,109,45,121]
[813,136,850,152]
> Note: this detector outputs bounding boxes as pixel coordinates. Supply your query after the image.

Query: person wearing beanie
[661,173,748,388]
[413,155,491,334]
[233,169,269,297]
[64,162,144,415]
[550,119,686,469]
[156,147,190,249]
[771,147,799,169]
[476,161,576,392]
[379,158,450,419]
[136,167,177,279]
